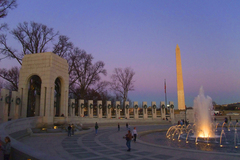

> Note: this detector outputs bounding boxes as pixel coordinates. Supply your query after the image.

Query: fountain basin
[141,130,240,153]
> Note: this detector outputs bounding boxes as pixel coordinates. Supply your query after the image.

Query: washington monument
[176,44,185,110]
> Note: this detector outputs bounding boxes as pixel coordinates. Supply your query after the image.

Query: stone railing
[0,117,56,160]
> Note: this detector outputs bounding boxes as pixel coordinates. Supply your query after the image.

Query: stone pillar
[186,109,194,123]
[35,94,40,116]
[69,99,75,117]
[124,101,129,119]
[115,101,120,119]
[142,101,148,119]
[151,101,157,119]
[79,99,84,117]
[0,89,10,122]
[160,101,166,120]
[106,101,111,119]
[169,101,175,122]
[133,101,138,119]
[10,91,20,120]
[42,86,55,124]
[54,97,57,117]
[88,100,93,118]
[63,90,69,119]
[19,86,28,118]
[97,100,102,118]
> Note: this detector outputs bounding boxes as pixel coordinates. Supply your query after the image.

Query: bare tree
[110,67,135,109]
[0,21,73,89]
[0,0,17,60]
[0,66,19,91]
[52,35,73,59]
[0,21,61,65]
[0,21,108,98]
[0,0,17,19]
[68,48,108,99]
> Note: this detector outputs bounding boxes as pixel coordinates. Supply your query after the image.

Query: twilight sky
[0,0,240,108]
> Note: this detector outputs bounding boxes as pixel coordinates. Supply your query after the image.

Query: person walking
[126,123,128,129]
[68,124,72,137]
[118,123,120,131]
[125,130,132,151]
[1,136,11,160]
[95,122,99,135]
[132,127,138,142]
[71,123,75,136]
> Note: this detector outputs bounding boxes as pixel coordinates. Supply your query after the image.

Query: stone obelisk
[176,44,185,110]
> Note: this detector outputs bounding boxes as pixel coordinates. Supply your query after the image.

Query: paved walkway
[20,125,240,160]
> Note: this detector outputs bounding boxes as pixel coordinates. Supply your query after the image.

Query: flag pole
[164,79,167,114]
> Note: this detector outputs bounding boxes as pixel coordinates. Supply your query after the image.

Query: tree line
[0,0,135,110]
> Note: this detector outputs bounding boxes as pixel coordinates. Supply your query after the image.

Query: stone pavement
[19,125,240,160]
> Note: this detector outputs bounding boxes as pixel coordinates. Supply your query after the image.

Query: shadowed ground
[17,124,240,160]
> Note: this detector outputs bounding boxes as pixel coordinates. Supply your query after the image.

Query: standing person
[68,124,72,137]
[180,120,183,126]
[125,130,132,151]
[1,136,11,160]
[225,117,228,123]
[126,123,128,129]
[118,123,120,131]
[71,123,75,136]
[132,127,138,142]
[95,122,99,135]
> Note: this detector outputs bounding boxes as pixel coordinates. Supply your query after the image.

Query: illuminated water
[162,87,240,152]
[193,86,214,137]
[141,128,240,153]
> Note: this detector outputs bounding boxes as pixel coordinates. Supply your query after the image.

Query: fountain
[193,86,214,138]
[164,86,240,152]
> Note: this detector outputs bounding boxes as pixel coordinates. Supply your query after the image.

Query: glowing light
[220,145,223,147]
[235,146,238,148]
[186,141,188,143]
[195,142,198,145]
[194,87,215,138]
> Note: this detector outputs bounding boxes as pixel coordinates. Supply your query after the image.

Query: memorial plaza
[0,51,239,159]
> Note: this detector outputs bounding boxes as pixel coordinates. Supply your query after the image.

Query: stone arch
[54,76,65,117]
[27,75,42,117]
[18,52,69,124]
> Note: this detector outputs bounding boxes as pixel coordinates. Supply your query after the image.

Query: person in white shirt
[132,127,137,142]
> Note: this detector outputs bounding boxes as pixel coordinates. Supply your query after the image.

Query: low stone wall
[67,116,167,125]
[0,116,56,160]
[174,110,194,123]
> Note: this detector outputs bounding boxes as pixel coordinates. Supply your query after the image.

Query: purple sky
[0,0,240,108]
